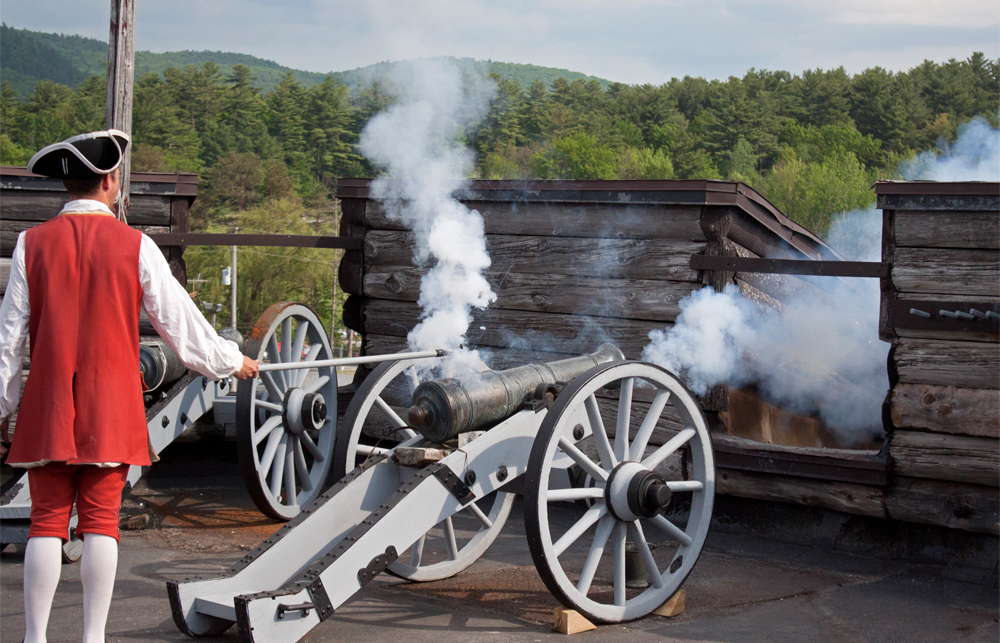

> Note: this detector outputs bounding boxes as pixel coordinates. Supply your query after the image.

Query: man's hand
[233,356,259,380]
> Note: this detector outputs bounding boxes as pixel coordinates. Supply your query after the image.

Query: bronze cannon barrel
[406,344,625,443]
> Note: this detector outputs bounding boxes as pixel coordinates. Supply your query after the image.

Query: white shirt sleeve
[0,233,30,420]
[138,235,244,380]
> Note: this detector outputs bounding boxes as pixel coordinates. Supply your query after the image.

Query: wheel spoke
[260,372,285,404]
[444,517,459,561]
[267,335,286,390]
[558,437,608,483]
[629,389,670,461]
[297,344,322,387]
[292,321,309,363]
[667,480,704,492]
[409,534,426,567]
[585,395,617,469]
[269,435,288,498]
[627,521,664,588]
[255,400,283,414]
[253,416,282,447]
[258,427,284,478]
[553,505,606,557]
[546,487,605,502]
[293,438,313,492]
[303,374,330,394]
[612,522,626,606]
[641,428,696,471]
[614,377,633,463]
[465,501,493,529]
[280,318,292,364]
[649,514,693,547]
[300,432,325,462]
[283,449,296,505]
[355,444,389,456]
[374,397,408,429]
[576,514,614,596]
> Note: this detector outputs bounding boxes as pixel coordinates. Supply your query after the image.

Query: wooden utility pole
[105,0,136,221]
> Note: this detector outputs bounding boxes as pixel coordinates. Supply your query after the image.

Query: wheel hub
[283,388,327,435]
[605,461,672,521]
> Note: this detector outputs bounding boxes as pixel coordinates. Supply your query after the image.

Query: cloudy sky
[5,0,998,83]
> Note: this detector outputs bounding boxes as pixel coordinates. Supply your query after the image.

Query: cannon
[168,345,716,641]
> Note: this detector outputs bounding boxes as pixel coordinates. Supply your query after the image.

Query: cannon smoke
[642,118,1000,445]
[359,59,496,378]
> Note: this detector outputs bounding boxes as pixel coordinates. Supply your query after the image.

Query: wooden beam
[106,0,136,220]
[894,337,1000,389]
[361,230,703,282]
[691,254,887,278]
[890,430,999,486]
[345,200,706,241]
[146,233,362,250]
[891,384,1000,438]
[885,476,998,535]
[715,468,886,518]
[360,267,700,322]
[894,211,1000,250]
[892,247,1000,298]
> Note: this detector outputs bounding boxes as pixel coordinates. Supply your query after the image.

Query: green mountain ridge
[1,24,610,97]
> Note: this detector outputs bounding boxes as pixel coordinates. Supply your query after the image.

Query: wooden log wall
[0,167,197,442]
[878,182,1000,536]
[337,179,905,523]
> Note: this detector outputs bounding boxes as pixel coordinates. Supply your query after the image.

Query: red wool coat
[7,214,150,466]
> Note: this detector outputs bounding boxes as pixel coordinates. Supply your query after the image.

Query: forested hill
[0,24,609,96]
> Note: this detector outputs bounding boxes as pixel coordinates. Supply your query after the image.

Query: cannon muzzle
[407,343,625,443]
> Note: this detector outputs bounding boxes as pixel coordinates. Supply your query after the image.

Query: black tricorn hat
[27,129,130,180]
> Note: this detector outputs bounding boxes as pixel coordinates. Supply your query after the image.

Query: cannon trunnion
[169,347,716,642]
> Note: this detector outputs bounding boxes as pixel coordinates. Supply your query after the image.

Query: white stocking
[23,536,62,643]
[80,534,118,643]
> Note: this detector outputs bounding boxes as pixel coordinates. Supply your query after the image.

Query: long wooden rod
[257,349,446,372]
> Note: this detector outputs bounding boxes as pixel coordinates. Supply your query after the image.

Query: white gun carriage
[167,306,717,642]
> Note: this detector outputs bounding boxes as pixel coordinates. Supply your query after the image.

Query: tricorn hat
[27,129,130,180]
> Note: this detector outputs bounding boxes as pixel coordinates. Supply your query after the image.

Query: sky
[4,0,999,84]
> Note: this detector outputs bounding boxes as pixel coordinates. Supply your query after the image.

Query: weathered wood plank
[363,267,699,322]
[891,384,1000,438]
[359,201,707,240]
[894,337,1000,389]
[361,298,665,358]
[892,247,999,297]
[715,469,886,518]
[362,231,703,282]
[0,191,172,225]
[891,430,999,486]
[885,476,999,535]
[894,211,1000,250]
[890,294,1000,343]
[2,220,170,256]
[0,258,10,295]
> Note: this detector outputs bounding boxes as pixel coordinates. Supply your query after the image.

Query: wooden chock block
[654,590,686,617]
[552,606,597,635]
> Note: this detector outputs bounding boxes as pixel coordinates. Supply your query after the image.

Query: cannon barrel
[139,340,187,393]
[406,343,625,443]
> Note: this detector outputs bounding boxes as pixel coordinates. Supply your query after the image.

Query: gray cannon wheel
[524,361,714,623]
[237,303,338,521]
[335,358,514,582]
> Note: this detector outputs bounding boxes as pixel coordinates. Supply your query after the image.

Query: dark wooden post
[105,0,136,221]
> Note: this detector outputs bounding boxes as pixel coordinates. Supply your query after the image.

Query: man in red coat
[0,130,259,643]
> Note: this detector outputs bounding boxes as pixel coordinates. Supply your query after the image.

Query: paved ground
[1,443,997,643]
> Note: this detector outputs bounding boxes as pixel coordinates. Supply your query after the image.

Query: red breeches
[27,462,129,543]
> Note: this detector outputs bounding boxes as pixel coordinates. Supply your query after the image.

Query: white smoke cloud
[358,59,496,377]
[641,118,999,445]
[900,116,1000,182]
